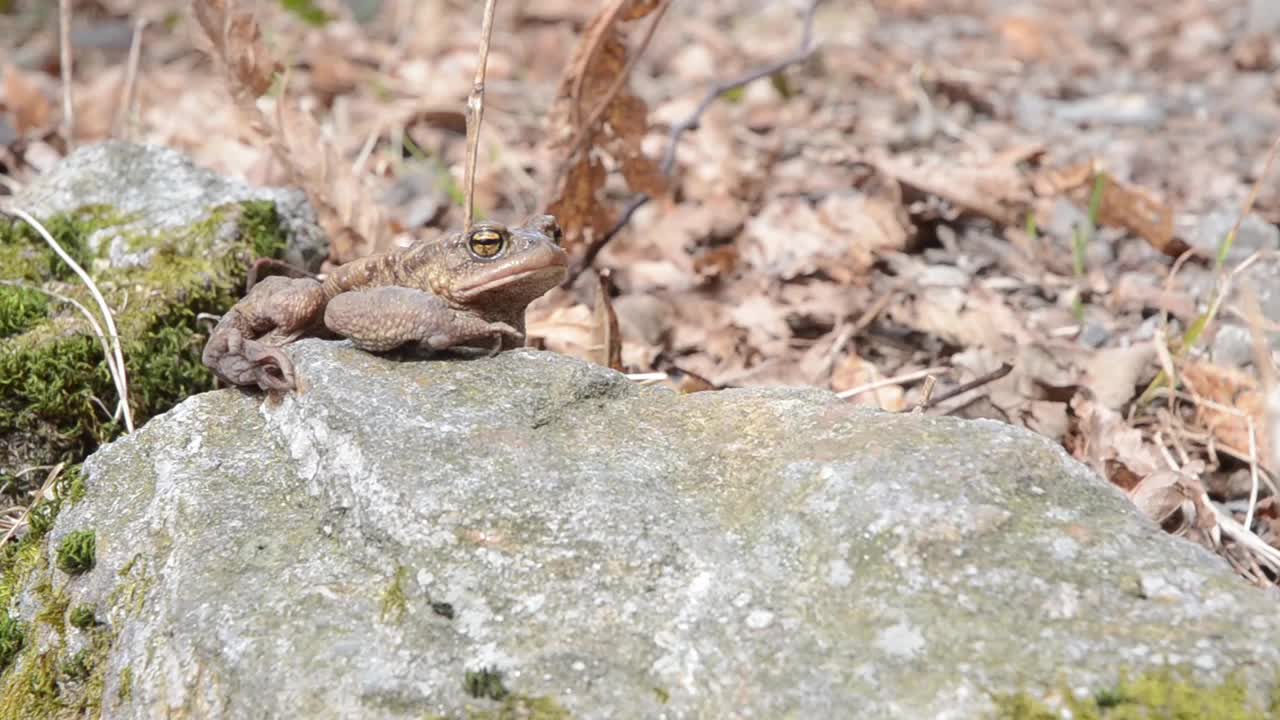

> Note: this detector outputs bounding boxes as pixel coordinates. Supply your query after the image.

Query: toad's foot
[202,276,325,391]
[201,326,297,392]
[324,286,523,353]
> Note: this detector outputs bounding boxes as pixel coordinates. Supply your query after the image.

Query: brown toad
[202,214,568,392]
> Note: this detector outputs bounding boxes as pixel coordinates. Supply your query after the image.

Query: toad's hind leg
[324,287,522,353]
[202,276,326,391]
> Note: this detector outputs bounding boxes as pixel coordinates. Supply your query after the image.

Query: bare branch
[927,363,1014,412]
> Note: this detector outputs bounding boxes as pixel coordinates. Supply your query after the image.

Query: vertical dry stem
[463,0,500,232]
[59,0,74,147]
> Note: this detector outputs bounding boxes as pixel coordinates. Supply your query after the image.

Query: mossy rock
[0,141,326,496]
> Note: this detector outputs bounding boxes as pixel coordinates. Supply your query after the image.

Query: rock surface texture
[26,341,1280,718]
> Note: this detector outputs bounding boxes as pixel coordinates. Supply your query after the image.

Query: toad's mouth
[455,253,569,301]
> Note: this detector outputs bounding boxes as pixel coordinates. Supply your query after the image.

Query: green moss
[110,553,154,617]
[0,616,25,673]
[992,669,1275,719]
[0,286,49,338]
[380,565,409,624]
[117,665,133,702]
[241,200,289,261]
[59,466,86,506]
[0,210,98,283]
[466,694,570,720]
[0,201,291,498]
[464,667,509,701]
[0,538,44,609]
[56,530,95,575]
[60,650,90,682]
[25,652,58,704]
[33,582,68,635]
[68,605,95,630]
[0,535,114,718]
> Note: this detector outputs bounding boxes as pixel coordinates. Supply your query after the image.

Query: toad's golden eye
[467,229,506,259]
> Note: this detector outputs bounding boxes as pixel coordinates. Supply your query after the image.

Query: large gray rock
[14,342,1280,718]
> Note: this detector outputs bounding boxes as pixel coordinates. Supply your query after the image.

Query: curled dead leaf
[1069,393,1160,489]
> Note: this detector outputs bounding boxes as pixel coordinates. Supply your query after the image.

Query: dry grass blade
[463,0,499,232]
[0,280,125,423]
[1139,132,1280,405]
[192,0,386,263]
[2,207,134,432]
[0,464,64,546]
[113,18,149,140]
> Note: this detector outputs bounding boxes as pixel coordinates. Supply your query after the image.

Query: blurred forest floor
[3,0,1280,581]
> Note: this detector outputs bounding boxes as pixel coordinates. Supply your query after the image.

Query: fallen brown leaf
[1182,361,1267,460]
[2,64,53,134]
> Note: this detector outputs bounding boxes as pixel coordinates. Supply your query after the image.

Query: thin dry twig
[58,0,74,147]
[462,0,499,232]
[925,362,1015,410]
[3,208,134,432]
[837,366,949,400]
[1245,416,1261,533]
[563,0,825,287]
[912,375,939,414]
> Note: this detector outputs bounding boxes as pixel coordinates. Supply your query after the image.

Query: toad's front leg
[202,276,327,391]
[323,286,522,353]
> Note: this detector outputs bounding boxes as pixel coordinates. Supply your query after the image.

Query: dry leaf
[1182,361,1267,459]
[545,0,668,250]
[875,153,1033,227]
[1036,160,1190,258]
[590,270,623,371]
[2,64,53,134]
[1129,468,1199,532]
[1082,343,1155,411]
[1070,393,1160,489]
[831,354,907,411]
[527,303,595,360]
